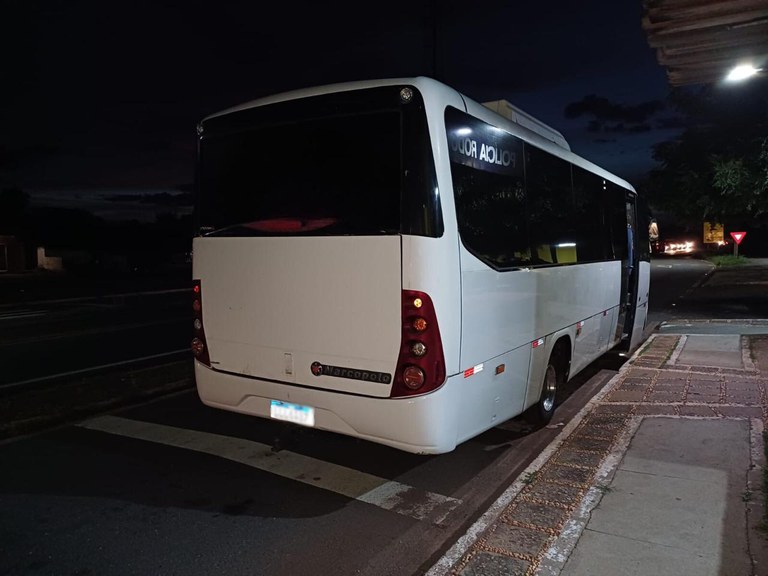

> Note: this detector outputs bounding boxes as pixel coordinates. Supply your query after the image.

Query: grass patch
[707,255,750,267]
[522,471,538,485]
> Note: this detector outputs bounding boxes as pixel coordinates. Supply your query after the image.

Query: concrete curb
[430,332,768,575]
[425,337,649,576]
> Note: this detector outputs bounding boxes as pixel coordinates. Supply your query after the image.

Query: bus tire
[530,350,564,425]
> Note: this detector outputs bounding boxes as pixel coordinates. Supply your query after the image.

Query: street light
[725,64,762,82]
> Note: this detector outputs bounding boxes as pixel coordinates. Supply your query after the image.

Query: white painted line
[8,318,183,347]
[0,310,48,321]
[0,349,189,391]
[0,288,188,309]
[78,415,461,523]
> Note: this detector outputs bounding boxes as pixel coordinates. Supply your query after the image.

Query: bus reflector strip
[532,338,545,348]
[464,364,484,378]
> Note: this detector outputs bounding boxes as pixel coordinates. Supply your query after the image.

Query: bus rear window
[197,87,441,238]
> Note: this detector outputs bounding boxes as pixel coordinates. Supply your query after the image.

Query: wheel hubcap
[542,365,557,412]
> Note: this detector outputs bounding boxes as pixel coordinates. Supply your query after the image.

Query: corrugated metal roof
[642,0,768,85]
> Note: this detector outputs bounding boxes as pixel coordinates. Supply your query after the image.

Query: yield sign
[730,231,747,245]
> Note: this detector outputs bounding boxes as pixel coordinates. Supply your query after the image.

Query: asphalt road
[646,255,715,327]
[0,258,724,576]
[0,290,189,386]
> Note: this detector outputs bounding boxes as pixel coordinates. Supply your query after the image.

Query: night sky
[2,0,685,220]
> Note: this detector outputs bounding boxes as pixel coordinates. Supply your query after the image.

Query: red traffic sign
[730,231,747,245]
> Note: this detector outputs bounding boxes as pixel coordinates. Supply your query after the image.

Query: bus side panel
[629,260,651,350]
[571,312,602,377]
[454,345,531,445]
[458,256,621,370]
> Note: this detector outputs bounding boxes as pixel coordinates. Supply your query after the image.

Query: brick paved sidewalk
[430,334,768,576]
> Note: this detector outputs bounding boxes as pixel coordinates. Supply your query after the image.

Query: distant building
[0,235,28,273]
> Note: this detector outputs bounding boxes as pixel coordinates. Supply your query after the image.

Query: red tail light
[191,279,211,366]
[391,290,446,398]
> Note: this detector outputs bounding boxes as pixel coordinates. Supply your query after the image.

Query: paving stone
[652,379,686,388]
[484,522,551,557]
[688,380,722,389]
[584,416,627,431]
[458,551,530,576]
[553,448,606,469]
[620,377,653,386]
[540,463,595,486]
[503,499,570,530]
[624,368,659,378]
[652,383,687,393]
[647,391,685,403]
[688,372,722,380]
[632,359,665,368]
[593,404,634,416]
[655,373,688,383]
[686,384,721,393]
[726,391,761,404]
[567,433,615,453]
[724,379,762,390]
[523,480,586,507]
[615,383,649,392]
[638,351,668,359]
[578,428,620,443]
[693,366,723,374]
[686,393,721,403]
[721,367,757,376]
[634,404,678,416]
[677,405,718,417]
[606,390,645,402]
[717,406,763,418]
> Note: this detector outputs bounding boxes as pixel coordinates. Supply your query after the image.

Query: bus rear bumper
[194,361,462,454]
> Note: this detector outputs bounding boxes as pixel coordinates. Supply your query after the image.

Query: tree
[645,78,768,226]
[711,137,768,218]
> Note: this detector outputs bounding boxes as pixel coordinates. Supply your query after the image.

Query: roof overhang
[642,0,768,86]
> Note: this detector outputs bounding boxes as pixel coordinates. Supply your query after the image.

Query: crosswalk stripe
[0,310,48,321]
[79,415,461,523]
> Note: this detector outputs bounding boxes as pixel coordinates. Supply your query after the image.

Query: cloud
[656,116,689,130]
[565,95,664,134]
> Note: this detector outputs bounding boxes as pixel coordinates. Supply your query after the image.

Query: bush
[707,255,750,267]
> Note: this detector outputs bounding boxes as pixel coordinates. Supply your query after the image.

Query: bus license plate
[270,400,315,427]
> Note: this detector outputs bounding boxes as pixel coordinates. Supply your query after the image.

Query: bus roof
[201,76,635,193]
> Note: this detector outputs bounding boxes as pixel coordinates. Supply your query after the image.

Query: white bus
[191,77,650,454]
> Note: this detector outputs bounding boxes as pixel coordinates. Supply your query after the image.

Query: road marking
[79,415,461,523]
[0,349,189,391]
[0,310,48,321]
[0,288,187,309]
[2,318,185,348]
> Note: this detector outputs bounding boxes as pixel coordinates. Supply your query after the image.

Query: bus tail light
[192,279,211,366]
[391,290,446,398]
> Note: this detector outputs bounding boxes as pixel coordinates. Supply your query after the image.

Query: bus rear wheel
[530,351,564,425]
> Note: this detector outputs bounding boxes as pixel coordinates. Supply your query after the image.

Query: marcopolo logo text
[310,362,391,384]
